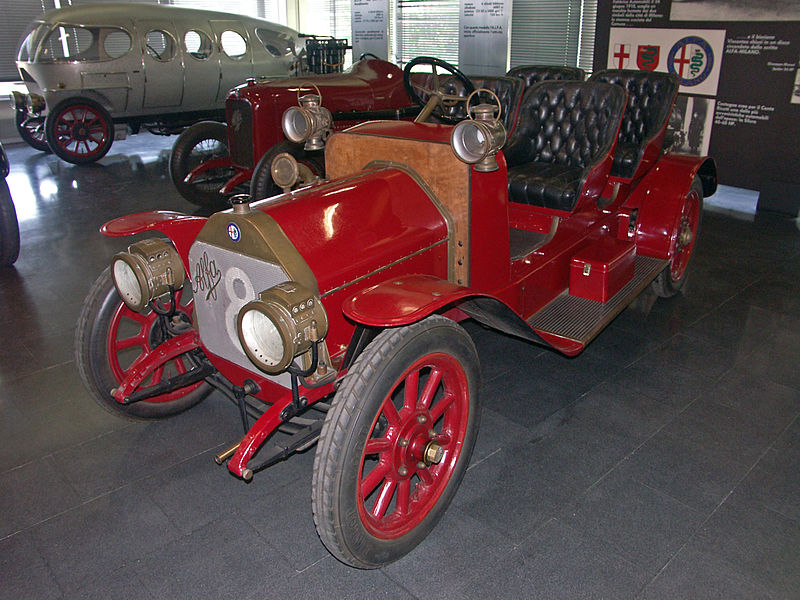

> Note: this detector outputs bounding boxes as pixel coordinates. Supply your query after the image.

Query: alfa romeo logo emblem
[668,36,714,87]
[227,222,241,242]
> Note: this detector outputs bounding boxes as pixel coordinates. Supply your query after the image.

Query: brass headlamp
[110,238,184,313]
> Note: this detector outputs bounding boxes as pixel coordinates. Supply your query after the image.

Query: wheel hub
[72,122,91,141]
[677,217,693,248]
[392,411,438,477]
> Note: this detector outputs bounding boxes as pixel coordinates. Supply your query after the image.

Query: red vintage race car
[169,55,423,206]
[76,60,716,568]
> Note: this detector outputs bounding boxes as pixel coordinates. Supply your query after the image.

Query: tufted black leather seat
[588,69,679,179]
[439,75,525,131]
[506,65,586,91]
[503,81,627,212]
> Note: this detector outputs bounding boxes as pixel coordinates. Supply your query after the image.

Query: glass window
[103,30,132,59]
[256,28,293,57]
[220,30,247,58]
[38,25,100,62]
[145,30,177,62]
[184,29,213,60]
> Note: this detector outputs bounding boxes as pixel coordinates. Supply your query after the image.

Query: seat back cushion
[505,65,586,90]
[588,69,679,178]
[504,81,626,211]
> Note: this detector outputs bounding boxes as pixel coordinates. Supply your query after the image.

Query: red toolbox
[570,238,636,302]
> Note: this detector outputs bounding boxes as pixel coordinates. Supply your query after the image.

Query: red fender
[100,211,208,274]
[625,154,716,260]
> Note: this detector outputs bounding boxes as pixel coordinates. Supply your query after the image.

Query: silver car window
[255,28,293,57]
[103,30,132,59]
[145,30,177,62]
[37,25,127,63]
[220,30,247,58]
[184,30,213,60]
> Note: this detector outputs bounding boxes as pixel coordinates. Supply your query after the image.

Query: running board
[528,255,667,350]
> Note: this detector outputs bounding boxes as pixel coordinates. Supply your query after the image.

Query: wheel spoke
[371,479,397,518]
[114,335,142,352]
[360,462,389,499]
[417,467,434,486]
[174,357,188,374]
[364,437,392,455]
[381,398,400,426]
[395,479,411,515]
[419,367,442,410]
[403,368,419,411]
[429,391,455,422]
[150,365,164,385]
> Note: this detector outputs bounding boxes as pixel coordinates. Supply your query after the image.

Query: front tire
[45,97,114,164]
[0,180,20,266]
[75,267,211,420]
[651,177,703,297]
[15,111,50,153]
[312,315,480,568]
[169,121,233,207]
[250,140,324,200]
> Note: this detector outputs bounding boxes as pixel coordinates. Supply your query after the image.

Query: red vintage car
[169,55,423,205]
[76,61,716,568]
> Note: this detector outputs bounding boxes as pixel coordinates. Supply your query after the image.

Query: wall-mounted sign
[459,0,510,75]
[352,0,389,61]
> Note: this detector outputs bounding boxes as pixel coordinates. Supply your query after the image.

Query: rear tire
[651,177,703,298]
[0,180,20,266]
[169,121,233,207]
[75,267,211,420]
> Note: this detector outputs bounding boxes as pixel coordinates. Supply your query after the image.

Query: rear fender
[343,274,554,351]
[100,211,207,273]
[626,155,716,259]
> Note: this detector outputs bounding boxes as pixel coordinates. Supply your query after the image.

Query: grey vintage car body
[17,3,302,118]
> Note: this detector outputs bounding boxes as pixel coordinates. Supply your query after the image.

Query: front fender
[343,274,560,351]
[626,154,716,259]
[100,211,207,273]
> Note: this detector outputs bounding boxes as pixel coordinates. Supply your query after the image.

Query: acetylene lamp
[110,238,184,313]
[281,90,332,151]
[450,90,507,172]
[237,281,328,375]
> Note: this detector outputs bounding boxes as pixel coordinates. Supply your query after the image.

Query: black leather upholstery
[504,81,627,212]
[588,69,679,178]
[440,75,525,131]
[505,65,586,90]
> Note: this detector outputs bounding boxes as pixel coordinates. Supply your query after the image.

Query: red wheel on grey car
[170,121,234,207]
[75,267,211,420]
[312,315,480,568]
[15,111,50,153]
[651,177,703,297]
[45,97,114,164]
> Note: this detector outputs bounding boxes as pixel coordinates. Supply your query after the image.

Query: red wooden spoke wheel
[75,267,210,420]
[46,98,114,164]
[652,177,703,298]
[106,287,203,404]
[313,315,480,568]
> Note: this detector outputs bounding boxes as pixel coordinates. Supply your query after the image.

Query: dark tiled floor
[1,134,799,599]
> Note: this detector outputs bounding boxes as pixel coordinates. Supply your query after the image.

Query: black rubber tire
[45,97,114,164]
[250,140,325,200]
[169,121,232,207]
[15,111,51,153]
[0,180,20,266]
[651,177,704,298]
[312,315,480,568]
[75,267,211,421]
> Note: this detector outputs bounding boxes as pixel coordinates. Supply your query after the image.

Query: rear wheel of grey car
[0,180,20,266]
[15,111,50,153]
[250,140,325,200]
[651,177,703,298]
[46,97,114,164]
[75,267,211,420]
[312,315,480,568]
[170,121,234,207]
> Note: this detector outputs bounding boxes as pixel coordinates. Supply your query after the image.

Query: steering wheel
[359,52,381,61]
[403,56,475,124]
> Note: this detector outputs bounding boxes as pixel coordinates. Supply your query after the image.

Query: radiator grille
[226,99,254,169]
